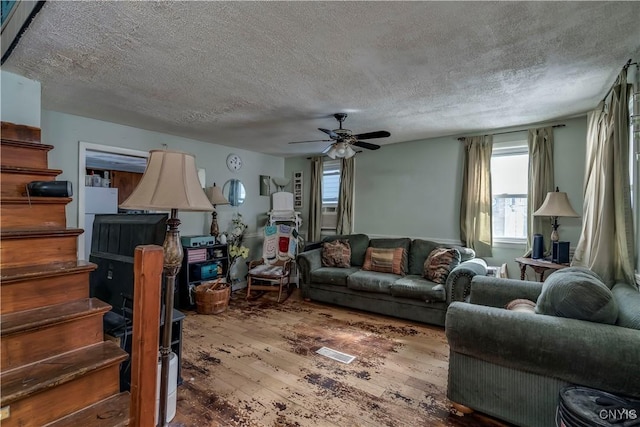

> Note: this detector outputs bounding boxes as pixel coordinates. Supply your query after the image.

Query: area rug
[171,290,507,427]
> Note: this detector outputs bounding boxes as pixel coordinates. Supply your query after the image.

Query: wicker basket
[195,279,230,314]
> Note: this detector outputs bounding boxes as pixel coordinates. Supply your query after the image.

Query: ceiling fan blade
[352,140,381,150]
[322,144,334,154]
[288,139,332,144]
[319,128,340,140]
[353,130,390,140]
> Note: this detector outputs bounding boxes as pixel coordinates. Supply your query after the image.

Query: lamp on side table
[533,187,579,263]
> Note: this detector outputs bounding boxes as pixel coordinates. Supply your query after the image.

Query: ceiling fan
[288,113,390,159]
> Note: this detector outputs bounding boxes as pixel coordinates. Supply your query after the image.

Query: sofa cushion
[347,270,400,294]
[369,238,411,273]
[362,247,406,275]
[390,275,446,302]
[612,282,640,330]
[424,247,461,284]
[310,266,360,287]
[408,239,439,275]
[408,239,475,275]
[535,267,618,324]
[321,240,351,268]
[323,234,369,266]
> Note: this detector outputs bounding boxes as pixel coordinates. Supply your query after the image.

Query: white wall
[285,116,588,278]
[41,110,284,240]
[1,70,41,127]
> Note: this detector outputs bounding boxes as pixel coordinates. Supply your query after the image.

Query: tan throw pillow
[506,299,537,314]
[423,247,461,284]
[321,240,351,268]
[362,247,406,275]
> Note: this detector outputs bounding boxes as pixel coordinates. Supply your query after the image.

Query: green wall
[285,116,588,278]
[42,109,284,237]
[1,71,41,126]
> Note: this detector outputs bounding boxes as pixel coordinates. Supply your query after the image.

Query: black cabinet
[177,243,229,309]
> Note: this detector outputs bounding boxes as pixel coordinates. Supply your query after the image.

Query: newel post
[129,245,164,427]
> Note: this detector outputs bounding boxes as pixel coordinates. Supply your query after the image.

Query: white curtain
[336,157,355,234]
[460,135,493,257]
[525,127,555,256]
[573,69,635,286]
[308,156,323,242]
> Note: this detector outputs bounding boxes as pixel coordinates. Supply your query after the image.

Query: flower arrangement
[222,213,249,283]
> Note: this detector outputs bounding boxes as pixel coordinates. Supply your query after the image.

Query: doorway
[77,142,148,260]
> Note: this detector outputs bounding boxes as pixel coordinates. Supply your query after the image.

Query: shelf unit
[177,243,229,310]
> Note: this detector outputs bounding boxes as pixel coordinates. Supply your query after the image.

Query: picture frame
[293,171,303,209]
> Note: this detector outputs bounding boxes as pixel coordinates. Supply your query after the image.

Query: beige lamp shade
[206,184,230,206]
[120,149,213,212]
[533,191,579,218]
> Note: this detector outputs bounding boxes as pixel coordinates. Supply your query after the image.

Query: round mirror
[223,179,246,207]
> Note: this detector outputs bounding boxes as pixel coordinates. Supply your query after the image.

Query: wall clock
[226,153,243,172]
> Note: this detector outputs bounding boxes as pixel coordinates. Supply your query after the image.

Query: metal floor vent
[316,347,356,364]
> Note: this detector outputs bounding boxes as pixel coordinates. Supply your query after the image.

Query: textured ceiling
[4,1,640,157]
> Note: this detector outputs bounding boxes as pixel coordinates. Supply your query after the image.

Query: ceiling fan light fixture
[335,142,347,157]
[327,146,338,159]
[345,145,356,158]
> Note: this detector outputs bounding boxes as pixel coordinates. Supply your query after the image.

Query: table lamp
[206,183,229,238]
[120,149,212,425]
[533,187,579,243]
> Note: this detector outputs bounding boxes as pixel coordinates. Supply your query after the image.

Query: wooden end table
[515,257,568,282]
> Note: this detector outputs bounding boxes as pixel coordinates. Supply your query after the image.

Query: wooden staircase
[0,122,130,426]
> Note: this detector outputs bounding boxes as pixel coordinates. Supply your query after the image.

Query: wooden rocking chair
[246,258,293,302]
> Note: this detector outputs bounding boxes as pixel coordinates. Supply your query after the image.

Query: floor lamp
[120,149,212,426]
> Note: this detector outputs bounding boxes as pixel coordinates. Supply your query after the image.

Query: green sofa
[297,234,487,326]
[445,274,640,427]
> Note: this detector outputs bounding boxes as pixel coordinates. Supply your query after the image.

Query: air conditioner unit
[321,206,337,229]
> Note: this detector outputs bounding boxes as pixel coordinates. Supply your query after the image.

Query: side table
[515,257,568,282]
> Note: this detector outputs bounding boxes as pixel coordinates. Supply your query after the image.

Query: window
[491,143,529,242]
[321,160,341,229]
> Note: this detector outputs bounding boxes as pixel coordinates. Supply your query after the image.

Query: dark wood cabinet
[110,170,143,205]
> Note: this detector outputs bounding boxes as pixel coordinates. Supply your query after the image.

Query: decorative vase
[219,234,227,244]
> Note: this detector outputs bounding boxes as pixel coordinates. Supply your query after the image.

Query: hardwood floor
[171,289,510,427]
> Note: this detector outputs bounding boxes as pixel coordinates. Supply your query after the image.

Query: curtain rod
[600,58,638,103]
[457,124,566,141]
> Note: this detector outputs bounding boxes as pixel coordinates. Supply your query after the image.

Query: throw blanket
[263,224,298,264]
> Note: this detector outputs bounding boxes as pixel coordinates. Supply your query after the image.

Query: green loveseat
[297,234,487,326]
[445,274,640,427]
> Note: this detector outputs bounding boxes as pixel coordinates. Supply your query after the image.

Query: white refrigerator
[84,187,119,260]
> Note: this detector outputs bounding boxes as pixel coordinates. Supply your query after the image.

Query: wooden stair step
[43,392,130,427]
[0,341,127,427]
[1,298,111,336]
[1,196,71,229]
[1,139,52,169]
[0,228,83,268]
[1,298,112,371]
[1,261,95,315]
[1,122,42,144]
[1,166,63,197]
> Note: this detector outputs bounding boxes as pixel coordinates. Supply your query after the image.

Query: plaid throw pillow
[322,240,351,268]
[362,247,406,275]
[423,247,461,284]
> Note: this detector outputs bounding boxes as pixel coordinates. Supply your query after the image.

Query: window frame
[491,141,529,245]
[321,159,341,230]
